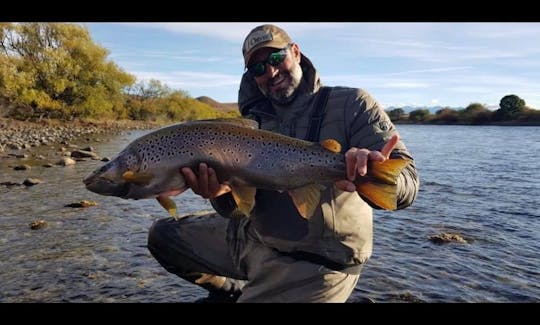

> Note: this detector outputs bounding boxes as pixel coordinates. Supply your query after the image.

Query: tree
[434,107,458,123]
[495,94,525,120]
[0,23,135,119]
[409,109,430,122]
[387,108,405,121]
[461,103,492,124]
[126,79,172,100]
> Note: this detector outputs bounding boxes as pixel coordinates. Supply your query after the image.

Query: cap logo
[245,30,273,53]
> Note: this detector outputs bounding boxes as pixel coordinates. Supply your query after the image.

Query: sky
[85,23,540,110]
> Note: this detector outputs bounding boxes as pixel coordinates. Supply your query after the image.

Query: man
[148,24,419,303]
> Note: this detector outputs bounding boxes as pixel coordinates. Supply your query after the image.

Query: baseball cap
[242,24,292,66]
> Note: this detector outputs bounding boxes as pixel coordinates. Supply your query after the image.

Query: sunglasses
[247,45,291,77]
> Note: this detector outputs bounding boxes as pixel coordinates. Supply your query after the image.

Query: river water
[1,125,538,303]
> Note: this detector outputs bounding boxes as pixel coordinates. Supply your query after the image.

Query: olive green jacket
[213,53,419,266]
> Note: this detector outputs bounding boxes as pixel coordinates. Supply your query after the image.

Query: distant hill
[386,105,465,114]
[196,96,239,113]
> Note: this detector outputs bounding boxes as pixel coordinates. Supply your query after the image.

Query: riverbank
[393,120,540,126]
[0,118,161,153]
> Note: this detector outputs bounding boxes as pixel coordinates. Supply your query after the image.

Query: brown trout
[83,118,410,219]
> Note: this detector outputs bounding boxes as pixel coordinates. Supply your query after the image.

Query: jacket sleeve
[344,89,419,210]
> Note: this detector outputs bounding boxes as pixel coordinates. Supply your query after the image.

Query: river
[1,125,538,302]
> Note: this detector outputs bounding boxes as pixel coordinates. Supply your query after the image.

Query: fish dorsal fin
[156,195,178,218]
[288,184,325,219]
[122,171,153,185]
[230,185,257,217]
[196,118,259,129]
[320,139,341,153]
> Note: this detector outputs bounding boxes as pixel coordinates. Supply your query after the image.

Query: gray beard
[258,63,303,105]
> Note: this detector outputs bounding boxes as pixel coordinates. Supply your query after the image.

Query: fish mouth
[84,176,131,198]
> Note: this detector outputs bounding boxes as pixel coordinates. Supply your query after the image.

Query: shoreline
[0,117,161,153]
[0,117,163,176]
[393,120,540,126]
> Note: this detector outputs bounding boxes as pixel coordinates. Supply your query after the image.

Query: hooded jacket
[212,53,419,267]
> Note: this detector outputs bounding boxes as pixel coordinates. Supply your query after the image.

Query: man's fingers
[344,149,358,181]
[198,163,209,197]
[207,167,220,193]
[356,149,369,177]
[181,167,197,190]
[380,134,399,159]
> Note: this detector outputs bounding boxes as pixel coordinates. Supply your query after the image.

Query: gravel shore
[0,118,159,152]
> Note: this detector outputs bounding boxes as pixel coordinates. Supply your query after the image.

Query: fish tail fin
[356,158,411,210]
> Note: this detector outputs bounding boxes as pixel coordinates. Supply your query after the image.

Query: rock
[56,157,76,166]
[29,220,47,230]
[42,163,54,168]
[15,154,28,158]
[428,233,469,244]
[101,157,111,162]
[23,178,44,186]
[0,181,21,186]
[64,200,98,208]
[14,164,31,171]
[71,149,99,159]
[81,146,94,152]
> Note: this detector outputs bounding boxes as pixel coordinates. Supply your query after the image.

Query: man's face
[248,44,303,105]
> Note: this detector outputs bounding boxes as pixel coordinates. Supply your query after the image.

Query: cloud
[132,70,239,89]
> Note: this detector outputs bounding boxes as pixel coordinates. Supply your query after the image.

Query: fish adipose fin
[356,158,411,210]
[156,195,178,218]
[320,139,342,153]
[288,184,324,219]
[230,185,257,216]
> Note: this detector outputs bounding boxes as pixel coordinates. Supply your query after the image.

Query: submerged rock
[13,164,31,171]
[23,178,44,186]
[0,181,21,186]
[29,219,48,230]
[64,200,98,208]
[428,233,469,244]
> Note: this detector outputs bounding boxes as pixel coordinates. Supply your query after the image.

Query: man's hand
[335,134,400,192]
[181,163,231,199]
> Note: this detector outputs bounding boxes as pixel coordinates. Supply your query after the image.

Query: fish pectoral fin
[122,171,153,186]
[356,158,411,210]
[230,185,257,217]
[156,195,178,218]
[320,139,342,153]
[288,184,324,219]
